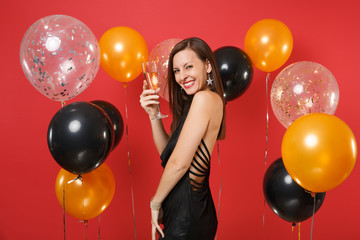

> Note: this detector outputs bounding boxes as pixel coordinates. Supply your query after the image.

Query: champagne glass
[142,61,168,120]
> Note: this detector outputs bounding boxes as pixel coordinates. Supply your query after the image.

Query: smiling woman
[167,38,226,137]
[172,48,211,95]
[140,37,226,240]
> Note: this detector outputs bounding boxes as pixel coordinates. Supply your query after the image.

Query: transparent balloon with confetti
[19,15,100,102]
[149,38,182,101]
[270,61,339,128]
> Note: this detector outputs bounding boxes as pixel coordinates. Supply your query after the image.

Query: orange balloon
[99,26,148,84]
[282,113,357,193]
[244,19,293,72]
[55,163,115,220]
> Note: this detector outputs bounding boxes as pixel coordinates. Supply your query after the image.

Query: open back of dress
[160,112,217,240]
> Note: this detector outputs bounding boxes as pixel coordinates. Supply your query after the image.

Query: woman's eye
[173,69,179,74]
[186,65,193,69]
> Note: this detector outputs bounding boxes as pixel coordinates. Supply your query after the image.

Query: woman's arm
[151,90,223,204]
[140,80,170,154]
[149,117,170,154]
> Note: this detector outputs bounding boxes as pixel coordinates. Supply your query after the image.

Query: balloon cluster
[48,100,123,219]
[20,15,145,221]
[240,19,358,226]
[48,101,123,174]
[240,19,357,224]
[267,112,357,223]
[211,19,293,102]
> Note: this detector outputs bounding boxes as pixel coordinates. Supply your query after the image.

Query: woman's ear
[206,59,212,73]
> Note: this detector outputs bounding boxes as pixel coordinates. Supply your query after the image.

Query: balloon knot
[67,175,82,184]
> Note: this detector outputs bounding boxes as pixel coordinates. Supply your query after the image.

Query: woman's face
[172,48,212,95]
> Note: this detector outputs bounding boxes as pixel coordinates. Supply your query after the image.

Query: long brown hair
[167,37,226,139]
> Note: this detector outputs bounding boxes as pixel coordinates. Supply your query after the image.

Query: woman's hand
[140,80,160,119]
[151,209,164,240]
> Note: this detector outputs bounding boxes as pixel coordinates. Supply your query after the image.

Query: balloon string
[291,223,296,240]
[298,222,301,240]
[123,86,137,240]
[263,198,266,236]
[263,73,270,240]
[262,199,266,240]
[310,193,316,240]
[131,184,137,240]
[63,185,66,240]
[69,176,87,240]
[262,154,267,238]
[66,176,88,239]
[98,214,101,240]
[81,178,88,240]
[61,101,66,108]
[83,220,88,240]
[265,73,270,166]
[215,140,222,240]
[124,86,131,172]
[63,175,83,240]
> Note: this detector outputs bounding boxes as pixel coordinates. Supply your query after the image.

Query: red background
[1,0,359,239]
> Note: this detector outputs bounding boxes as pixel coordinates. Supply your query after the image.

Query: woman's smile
[183,80,195,89]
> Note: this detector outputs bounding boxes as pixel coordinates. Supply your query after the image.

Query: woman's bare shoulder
[192,90,223,109]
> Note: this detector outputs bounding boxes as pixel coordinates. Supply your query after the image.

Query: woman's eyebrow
[183,61,191,67]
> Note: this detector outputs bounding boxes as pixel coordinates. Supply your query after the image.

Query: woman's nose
[179,70,187,82]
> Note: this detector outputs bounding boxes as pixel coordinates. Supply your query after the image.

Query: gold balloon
[245,19,293,72]
[282,113,357,193]
[99,26,148,84]
[55,163,115,220]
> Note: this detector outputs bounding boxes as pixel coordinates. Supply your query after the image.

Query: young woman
[140,37,225,240]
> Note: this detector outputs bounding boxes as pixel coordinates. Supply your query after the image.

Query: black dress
[159,112,218,240]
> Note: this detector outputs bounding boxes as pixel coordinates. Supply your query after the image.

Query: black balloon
[47,102,114,175]
[214,46,253,102]
[91,100,124,150]
[263,158,326,223]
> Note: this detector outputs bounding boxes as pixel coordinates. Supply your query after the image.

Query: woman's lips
[183,80,195,89]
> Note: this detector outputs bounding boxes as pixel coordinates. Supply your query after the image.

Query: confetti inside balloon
[20,15,100,101]
[270,61,339,128]
[149,38,182,101]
